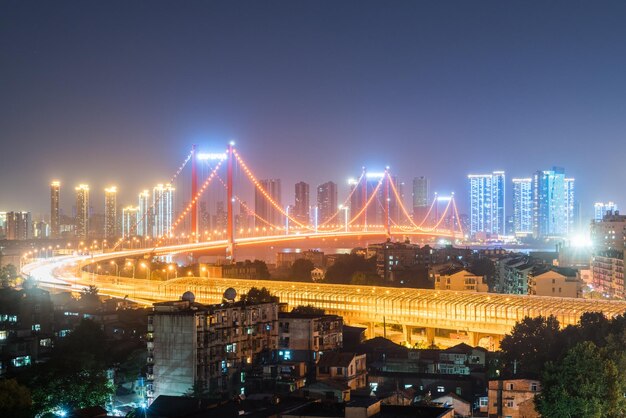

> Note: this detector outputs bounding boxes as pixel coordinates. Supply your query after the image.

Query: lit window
[437,386,445,393]
[0,331,7,340]
[40,338,52,347]
[284,350,292,360]
[32,324,41,331]
[11,356,31,367]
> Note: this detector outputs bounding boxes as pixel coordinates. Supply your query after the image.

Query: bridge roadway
[26,232,626,348]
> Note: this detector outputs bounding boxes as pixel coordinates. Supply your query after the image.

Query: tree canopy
[291,305,325,316]
[324,254,377,285]
[240,287,278,304]
[289,259,315,281]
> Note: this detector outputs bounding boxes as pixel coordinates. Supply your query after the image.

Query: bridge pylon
[226,141,235,262]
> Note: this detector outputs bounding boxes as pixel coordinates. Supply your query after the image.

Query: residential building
[512,178,532,236]
[5,211,33,240]
[494,255,535,295]
[255,179,282,227]
[278,312,343,365]
[276,250,325,268]
[317,181,337,225]
[147,293,279,400]
[0,285,54,376]
[367,240,420,281]
[137,190,151,237]
[591,210,626,252]
[50,180,61,238]
[532,168,574,238]
[594,202,618,222]
[528,267,582,298]
[122,206,139,238]
[152,184,174,238]
[591,250,624,299]
[316,351,367,390]
[104,186,117,239]
[412,176,430,225]
[488,379,540,418]
[468,171,505,237]
[434,268,489,292]
[75,184,90,238]
[294,182,310,225]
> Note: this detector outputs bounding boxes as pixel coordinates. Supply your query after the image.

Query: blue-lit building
[152,184,175,238]
[468,171,505,237]
[594,202,618,222]
[512,178,533,235]
[532,168,574,237]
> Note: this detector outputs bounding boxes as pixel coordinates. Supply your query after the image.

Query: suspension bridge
[24,143,626,348]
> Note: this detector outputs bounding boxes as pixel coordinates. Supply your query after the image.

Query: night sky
[3,1,626,219]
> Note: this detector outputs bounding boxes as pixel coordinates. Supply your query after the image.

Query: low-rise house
[488,378,541,418]
[317,351,367,390]
[528,267,582,298]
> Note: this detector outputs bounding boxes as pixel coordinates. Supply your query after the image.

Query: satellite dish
[181,291,195,303]
[223,287,237,302]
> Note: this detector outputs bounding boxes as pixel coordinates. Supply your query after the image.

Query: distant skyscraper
[216,201,227,231]
[533,167,573,237]
[512,178,533,235]
[468,171,505,236]
[294,182,310,224]
[349,172,392,227]
[5,211,33,240]
[104,186,118,239]
[152,184,175,237]
[255,179,281,227]
[50,180,60,238]
[317,181,337,224]
[412,176,430,224]
[594,202,618,222]
[138,190,151,237]
[565,177,575,234]
[122,206,139,238]
[75,184,89,238]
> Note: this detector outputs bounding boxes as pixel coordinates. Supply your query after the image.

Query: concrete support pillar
[425,328,435,346]
[368,322,376,339]
[403,324,413,346]
[467,332,480,347]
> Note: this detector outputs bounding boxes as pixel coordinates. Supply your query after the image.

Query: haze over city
[3,1,626,217]
[5,3,626,418]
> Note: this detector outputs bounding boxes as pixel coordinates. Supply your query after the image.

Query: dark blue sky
[2,1,626,218]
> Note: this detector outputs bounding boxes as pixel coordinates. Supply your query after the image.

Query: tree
[249,260,271,280]
[291,305,325,315]
[28,319,114,415]
[499,315,561,377]
[0,264,19,287]
[290,259,314,282]
[350,271,380,286]
[241,287,278,304]
[324,254,377,284]
[0,379,32,418]
[79,285,101,308]
[535,341,626,418]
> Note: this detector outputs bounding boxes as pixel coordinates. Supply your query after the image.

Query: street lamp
[126,261,136,279]
[110,260,119,276]
[140,262,151,280]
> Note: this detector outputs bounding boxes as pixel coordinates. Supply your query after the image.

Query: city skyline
[3,2,626,218]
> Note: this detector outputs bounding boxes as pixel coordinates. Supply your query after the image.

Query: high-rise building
[468,171,505,236]
[512,178,533,235]
[122,206,139,238]
[152,184,174,238]
[412,176,430,224]
[50,180,60,238]
[317,181,337,225]
[255,179,282,227]
[215,201,227,232]
[533,168,573,237]
[595,202,619,222]
[294,182,310,224]
[565,177,575,234]
[75,184,89,238]
[349,172,400,227]
[5,211,33,240]
[138,190,151,237]
[104,186,118,239]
